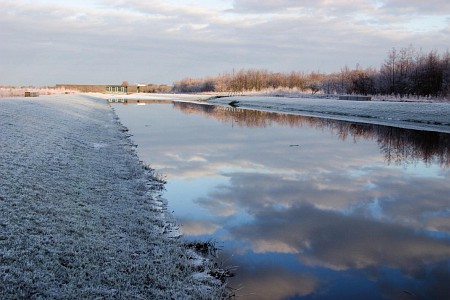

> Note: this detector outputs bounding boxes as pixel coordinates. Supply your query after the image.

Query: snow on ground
[0,94,225,299]
[208,96,450,133]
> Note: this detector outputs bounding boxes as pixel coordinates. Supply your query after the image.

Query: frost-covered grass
[0,87,77,98]
[202,88,450,103]
[0,94,227,299]
[209,95,450,133]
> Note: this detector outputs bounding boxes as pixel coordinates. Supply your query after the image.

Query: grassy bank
[0,94,228,299]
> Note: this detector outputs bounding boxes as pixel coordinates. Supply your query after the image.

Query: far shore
[1,85,449,103]
[3,90,448,133]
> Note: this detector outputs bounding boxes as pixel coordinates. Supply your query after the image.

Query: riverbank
[0,94,225,299]
[93,92,450,133]
[208,95,450,133]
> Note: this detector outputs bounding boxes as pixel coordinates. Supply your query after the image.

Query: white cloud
[232,267,318,299]
[178,219,220,236]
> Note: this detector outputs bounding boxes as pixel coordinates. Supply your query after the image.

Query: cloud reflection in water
[113,101,450,299]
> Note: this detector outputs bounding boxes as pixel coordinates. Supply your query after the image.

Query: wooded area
[173,46,450,98]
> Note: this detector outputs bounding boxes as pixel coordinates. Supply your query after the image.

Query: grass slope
[0,94,224,299]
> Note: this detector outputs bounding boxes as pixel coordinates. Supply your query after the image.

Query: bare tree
[171,47,449,98]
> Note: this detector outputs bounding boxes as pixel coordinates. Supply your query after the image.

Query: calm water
[112,100,450,300]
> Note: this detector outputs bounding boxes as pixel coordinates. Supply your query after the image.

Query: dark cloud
[229,204,450,270]
[196,166,450,232]
[226,203,450,299]
[231,0,317,13]
[232,0,450,16]
[379,0,450,15]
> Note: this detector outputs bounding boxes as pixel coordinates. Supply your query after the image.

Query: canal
[112,100,450,300]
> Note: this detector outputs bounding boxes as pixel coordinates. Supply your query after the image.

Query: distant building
[24,91,39,97]
[56,84,132,94]
[56,83,171,94]
[136,84,146,93]
[106,85,128,93]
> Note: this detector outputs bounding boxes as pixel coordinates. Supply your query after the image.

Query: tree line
[173,46,450,98]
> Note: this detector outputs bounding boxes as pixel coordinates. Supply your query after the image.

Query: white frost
[209,95,450,133]
[0,94,225,299]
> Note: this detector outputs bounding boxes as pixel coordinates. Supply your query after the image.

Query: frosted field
[209,96,450,133]
[0,94,224,299]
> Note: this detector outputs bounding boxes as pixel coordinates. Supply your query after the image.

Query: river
[112,99,450,300]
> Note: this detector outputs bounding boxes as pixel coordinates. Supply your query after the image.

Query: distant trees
[342,47,450,98]
[140,84,172,93]
[376,46,449,98]
[173,78,216,93]
[172,46,450,99]
[173,69,310,94]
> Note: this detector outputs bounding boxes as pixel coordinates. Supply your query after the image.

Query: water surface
[112,100,450,300]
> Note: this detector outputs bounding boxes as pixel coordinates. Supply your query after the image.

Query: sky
[0,0,449,86]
